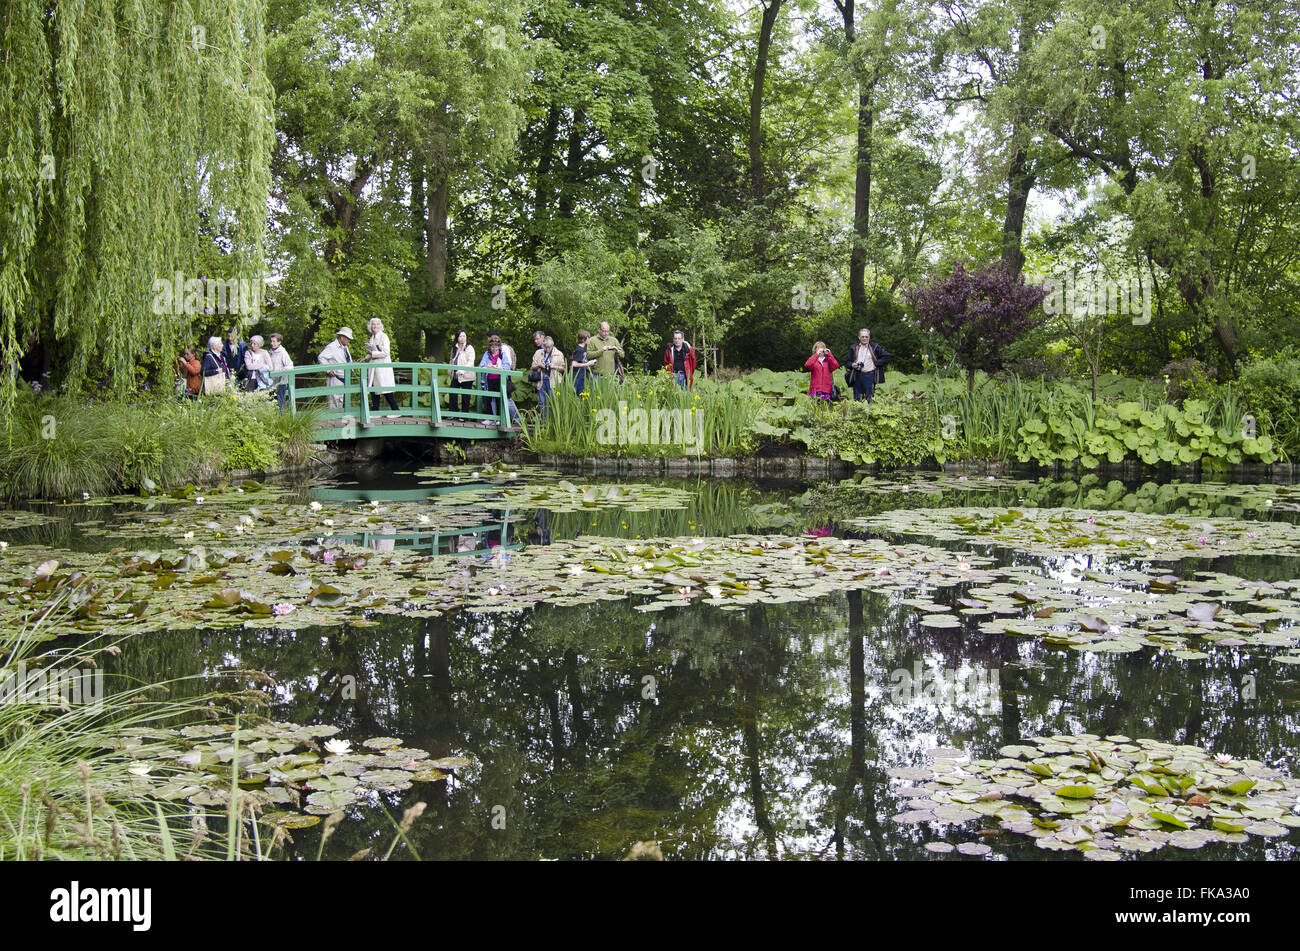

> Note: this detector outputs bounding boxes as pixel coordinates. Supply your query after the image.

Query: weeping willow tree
[0,0,273,404]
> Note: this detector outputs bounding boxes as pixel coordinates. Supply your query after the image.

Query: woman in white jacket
[366,317,400,416]
[450,329,476,415]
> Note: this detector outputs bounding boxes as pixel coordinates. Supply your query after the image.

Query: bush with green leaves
[801,394,939,468]
[1234,351,1300,459]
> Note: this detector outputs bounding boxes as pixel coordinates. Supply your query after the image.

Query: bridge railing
[279,362,524,433]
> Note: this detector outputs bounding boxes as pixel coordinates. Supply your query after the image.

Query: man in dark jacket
[842,328,890,403]
[222,327,247,383]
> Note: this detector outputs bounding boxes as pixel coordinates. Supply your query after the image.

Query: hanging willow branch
[0,0,273,408]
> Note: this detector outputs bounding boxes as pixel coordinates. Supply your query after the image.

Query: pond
[6,466,1300,860]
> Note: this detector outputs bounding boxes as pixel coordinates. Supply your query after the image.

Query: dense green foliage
[543,366,1284,470]
[0,0,272,404]
[4,0,1299,469]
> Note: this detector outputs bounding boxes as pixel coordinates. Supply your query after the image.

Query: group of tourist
[177,319,897,423]
[804,328,891,403]
[177,328,295,408]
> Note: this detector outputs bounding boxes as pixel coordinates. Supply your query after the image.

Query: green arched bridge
[281,362,524,441]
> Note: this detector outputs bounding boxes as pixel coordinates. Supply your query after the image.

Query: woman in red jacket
[804,341,838,400]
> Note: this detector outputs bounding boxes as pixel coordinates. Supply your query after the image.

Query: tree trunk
[556,109,585,221]
[1001,142,1034,277]
[424,163,450,361]
[410,154,425,277]
[839,0,873,320]
[749,0,783,205]
[528,104,561,274]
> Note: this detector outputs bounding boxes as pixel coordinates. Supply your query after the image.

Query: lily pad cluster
[0,510,60,531]
[496,481,694,513]
[855,506,1300,559]
[963,565,1300,659]
[0,533,1000,639]
[414,461,551,484]
[889,734,1300,858]
[95,721,472,822]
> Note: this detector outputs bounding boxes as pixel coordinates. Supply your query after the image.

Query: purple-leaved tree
[909,262,1048,394]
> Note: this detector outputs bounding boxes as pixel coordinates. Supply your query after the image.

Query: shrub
[1235,351,1300,459]
[1160,357,1218,404]
[802,393,939,468]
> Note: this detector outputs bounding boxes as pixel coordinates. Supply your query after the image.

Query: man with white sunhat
[318,327,354,409]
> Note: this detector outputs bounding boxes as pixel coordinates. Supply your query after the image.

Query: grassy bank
[520,365,1285,472]
[0,390,323,501]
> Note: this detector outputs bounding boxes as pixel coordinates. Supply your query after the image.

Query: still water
[20,468,1300,860]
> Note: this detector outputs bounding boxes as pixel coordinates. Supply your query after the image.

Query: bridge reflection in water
[306,483,522,557]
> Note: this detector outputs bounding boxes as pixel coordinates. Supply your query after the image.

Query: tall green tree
[0,0,272,399]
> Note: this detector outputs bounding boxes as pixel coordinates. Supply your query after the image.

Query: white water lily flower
[324,739,352,756]
[194,497,205,504]
[323,519,334,528]
[309,501,322,511]
[0,541,8,551]
[418,514,430,524]
[705,585,722,598]
[678,586,692,596]
[628,564,642,574]
[182,531,194,540]
[369,500,380,508]
[239,515,253,525]
[1265,499,1274,507]
[127,763,151,777]
[1214,753,1233,764]
[486,587,500,596]
[1145,537,1158,546]
[471,471,480,478]
[568,565,585,576]
[82,491,90,500]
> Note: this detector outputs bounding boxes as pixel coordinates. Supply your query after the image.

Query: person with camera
[842,327,890,403]
[804,340,839,401]
[529,335,564,422]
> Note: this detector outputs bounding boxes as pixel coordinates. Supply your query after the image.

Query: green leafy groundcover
[1011,398,1278,468]
[854,506,1300,559]
[890,735,1300,858]
[95,722,472,822]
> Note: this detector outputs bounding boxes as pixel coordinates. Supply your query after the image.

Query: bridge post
[359,365,371,429]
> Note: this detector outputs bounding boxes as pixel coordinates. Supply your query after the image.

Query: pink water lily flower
[273,603,295,616]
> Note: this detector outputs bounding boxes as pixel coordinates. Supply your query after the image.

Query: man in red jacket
[664,330,696,388]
